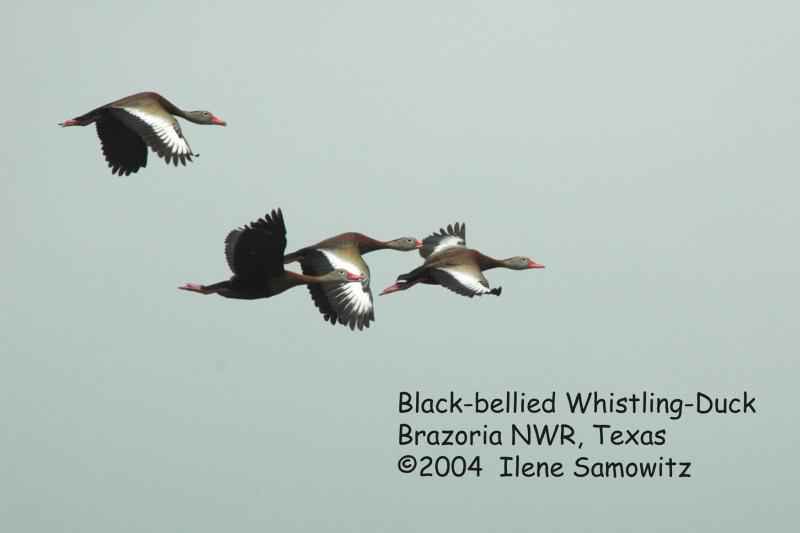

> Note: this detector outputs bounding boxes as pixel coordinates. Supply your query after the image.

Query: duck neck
[474,252,504,271]
[155,94,185,117]
[357,234,388,254]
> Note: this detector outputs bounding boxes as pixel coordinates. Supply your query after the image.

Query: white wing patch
[437,266,492,295]
[325,279,373,325]
[420,223,467,258]
[319,250,373,319]
[426,235,465,256]
[117,105,193,159]
[320,251,364,280]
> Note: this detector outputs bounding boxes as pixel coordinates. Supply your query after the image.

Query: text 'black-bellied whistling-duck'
[284,233,422,330]
[380,222,544,298]
[179,209,364,302]
[59,92,226,176]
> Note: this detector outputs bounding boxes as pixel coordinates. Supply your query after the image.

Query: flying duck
[180,209,364,300]
[284,233,422,330]
[380,222,544,297]
[59,91,226,176]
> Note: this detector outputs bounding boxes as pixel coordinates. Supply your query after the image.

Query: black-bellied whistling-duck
[284,233,423,330]
[180,209,364,301]
[380,222,544,297]
[59,92,226,176]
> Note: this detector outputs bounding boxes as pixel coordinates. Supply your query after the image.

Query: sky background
[2,1,799,531]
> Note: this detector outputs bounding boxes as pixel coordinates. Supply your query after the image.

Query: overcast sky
[2,1,799,531]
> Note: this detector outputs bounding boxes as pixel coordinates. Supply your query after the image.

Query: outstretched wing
[108,104,194,166]
[301,250,374,331]
[420,222,466,258]
[430,263,499,297]
[224,209,287,280]
[95,115,148,176]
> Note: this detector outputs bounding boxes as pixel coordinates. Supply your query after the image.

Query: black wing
[224,209,287,280]
[95,115,148,176]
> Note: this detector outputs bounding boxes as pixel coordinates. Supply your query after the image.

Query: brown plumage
[179,209,364,301]
[59,91,226,176]
[380,222,544,298]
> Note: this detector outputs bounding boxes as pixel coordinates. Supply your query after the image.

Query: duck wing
[224,209,287,280]
[95,114,148,176]
[431,262,500,297]
[420,222,466,258]
[301,249,374,331]
[108,103,194,166]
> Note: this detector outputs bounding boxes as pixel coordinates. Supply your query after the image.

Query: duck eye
[203,112,209,116]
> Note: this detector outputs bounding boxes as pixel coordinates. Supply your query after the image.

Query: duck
[59,91,226,176]
[180,209,364,300]
[380,222,544,297]
[284,233,422,330]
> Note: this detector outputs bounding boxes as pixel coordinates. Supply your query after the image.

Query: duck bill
[528,260,545,269]
[346,272,365,282]
[414,240,423,249]
[210,115,227,126]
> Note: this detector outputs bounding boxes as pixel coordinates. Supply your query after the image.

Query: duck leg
[179,281,230,295]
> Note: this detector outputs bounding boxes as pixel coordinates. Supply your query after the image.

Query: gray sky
[2,1,799,531]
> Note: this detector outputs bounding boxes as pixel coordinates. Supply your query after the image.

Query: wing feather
[224,209,286,280]
[109,106,194,166]
[431,264,496,297]
[420,222,466,258]
[301,250,373,330]
[95,115,148,176]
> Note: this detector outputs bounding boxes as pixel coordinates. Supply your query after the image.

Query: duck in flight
[60,91,226,176]
[380,222,544,298]
[180,209,364,301]
[284,232,422,330]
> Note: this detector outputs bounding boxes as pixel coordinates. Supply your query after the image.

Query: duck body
[60,91,226,176]
[381,223,543,297]
[180,209,363,301]
[391,248,504,296]
[183,273,321,300]
[285,232,422,330]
